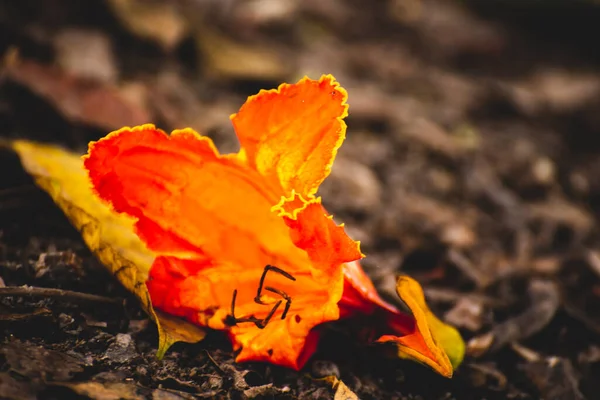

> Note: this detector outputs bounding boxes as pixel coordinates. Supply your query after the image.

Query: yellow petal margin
[396,276,465,374]
[6,140,206,358]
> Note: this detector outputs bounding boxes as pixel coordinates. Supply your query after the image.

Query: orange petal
[147,251,344,369]
[231,75,348,197]
[341,260,400,315]
[84,124,307,274]
[212,192,363,369]
[377,276,464,378]
[231,314,322,370]
[272,191,364,286]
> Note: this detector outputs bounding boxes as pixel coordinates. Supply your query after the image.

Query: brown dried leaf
[0,340,84,382]
[195,27,291,80]
[7,59,150,130]
[323,376,359,400]
[0,372,37,400]
[107,0,188,50]
[53,381,198,400]
[54,29,118,83]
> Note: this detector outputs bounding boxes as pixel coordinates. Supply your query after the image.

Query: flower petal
[231,75,348,197]
[341,260,400,316]
[377,276,465,378]
[231,314,322,370]
[84,124,307,273]
[148,251,345,369]
[272,191,364,286]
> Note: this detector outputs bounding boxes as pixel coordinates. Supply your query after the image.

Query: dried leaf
[0,340,84,381]
[195,27,290,80]
[0,372,36,400]
[107,0,188,50]
[53,381,198,400]
[323,376,359,400]
[54,28,118,83]
[6,59,150,130]
[6,140,206,358]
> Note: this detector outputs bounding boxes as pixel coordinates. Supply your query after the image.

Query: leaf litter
[1,0,600,399]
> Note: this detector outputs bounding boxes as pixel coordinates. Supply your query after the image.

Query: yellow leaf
[322,376,359,400]
[396,276,465,375]
[6,139,206,357]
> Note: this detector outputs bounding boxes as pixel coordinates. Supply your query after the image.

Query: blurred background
[1,0,600,398]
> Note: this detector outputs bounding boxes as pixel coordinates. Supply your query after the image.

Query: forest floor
[1,1,600,399]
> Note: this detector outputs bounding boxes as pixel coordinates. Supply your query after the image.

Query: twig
[204,350,226,375]
[0,285,123,305]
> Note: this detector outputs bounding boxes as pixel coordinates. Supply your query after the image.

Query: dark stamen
[255,300,282,329]
[254,264,296,304]
[265,286,292,319]
[224,289,240,326]
[226,264,297,328]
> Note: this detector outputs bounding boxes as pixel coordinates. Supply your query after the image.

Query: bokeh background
[1,1,600,399]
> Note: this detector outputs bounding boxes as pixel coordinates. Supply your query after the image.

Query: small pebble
[104,333,137,363]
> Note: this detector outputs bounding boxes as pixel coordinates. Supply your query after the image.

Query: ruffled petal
[84,124,308,273]
[231,75,348,197]
[272,191,364,287]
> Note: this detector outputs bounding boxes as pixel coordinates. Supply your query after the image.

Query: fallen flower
[83,75,464,374]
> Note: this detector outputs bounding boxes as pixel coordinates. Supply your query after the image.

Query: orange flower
[83,75,463,373]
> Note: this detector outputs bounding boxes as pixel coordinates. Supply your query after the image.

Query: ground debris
[0,285,122,305]
[103,333,138,363]
[0,372,37,400]
[0,305,53,322]
[243,383,291,399]
[465,362,508,391]
[202,351,292,398]
[444,296,485,332]
[46,381,199,400]
[521,356,585,400]
[467,279,560,356]
[107,0,189,51]
[5,58,150,131]
[0,339,85,381]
